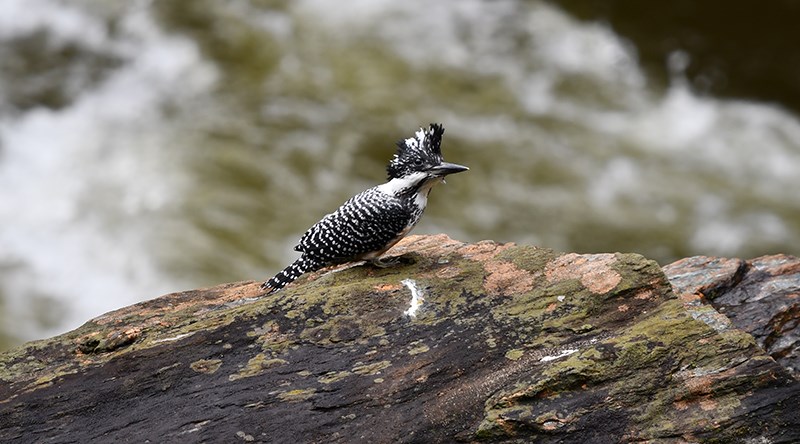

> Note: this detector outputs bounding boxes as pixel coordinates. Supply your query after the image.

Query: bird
[261,123,468,293]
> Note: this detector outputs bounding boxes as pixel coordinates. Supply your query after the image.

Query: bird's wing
[295,188,412,262]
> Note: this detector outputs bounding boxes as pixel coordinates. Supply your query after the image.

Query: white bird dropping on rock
[402,279,424,318]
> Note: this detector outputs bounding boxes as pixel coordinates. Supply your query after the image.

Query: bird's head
[386,123,469,183]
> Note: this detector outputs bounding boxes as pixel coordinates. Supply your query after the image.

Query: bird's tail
[261,257,324,293]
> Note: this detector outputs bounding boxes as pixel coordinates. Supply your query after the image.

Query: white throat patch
[376,171,429,196]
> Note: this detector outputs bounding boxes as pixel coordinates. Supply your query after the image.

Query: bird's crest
[387,123,445,179]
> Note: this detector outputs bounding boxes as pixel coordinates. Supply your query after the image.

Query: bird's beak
[429,162,469,177]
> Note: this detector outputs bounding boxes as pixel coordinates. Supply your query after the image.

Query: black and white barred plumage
[261,123,468,293]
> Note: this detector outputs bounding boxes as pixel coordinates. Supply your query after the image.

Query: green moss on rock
[1,236,797,443]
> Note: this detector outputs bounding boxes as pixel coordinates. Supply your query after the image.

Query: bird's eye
[413,158,424,166]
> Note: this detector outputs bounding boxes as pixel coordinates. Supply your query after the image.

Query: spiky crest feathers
[386,123,445,180]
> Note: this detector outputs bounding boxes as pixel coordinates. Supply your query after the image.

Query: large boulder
[1,235,798,443]
[664,254,800,380]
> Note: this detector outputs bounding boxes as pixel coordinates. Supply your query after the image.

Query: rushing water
[1,0,799,349]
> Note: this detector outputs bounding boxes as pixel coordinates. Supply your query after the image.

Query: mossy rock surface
[1,235,798,443]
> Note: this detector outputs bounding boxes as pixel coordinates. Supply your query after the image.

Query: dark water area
[1,0,799,350]
[558,0,800,111]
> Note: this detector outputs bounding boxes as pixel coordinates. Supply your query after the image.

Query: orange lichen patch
[536,388,558,399]
[699,398,718,411]
[545,253,622,294]
[63,281,264,361]
[493,418,517,436]
[678,292,702,304]
[484,261,536,295]
[674,400,690,411]
[545,302,558,313]
[436,266,462,279]
[617,304,630,312]
[685,376,714,396]
[373,283,402,292]
[457,240,516,263]
[389,234,464,257]
[757,254,800,275]
[635,289,655,300]
[92,281,260,326]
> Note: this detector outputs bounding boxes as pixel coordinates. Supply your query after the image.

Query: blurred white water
[0,0,217,340]
[0,0,798,345]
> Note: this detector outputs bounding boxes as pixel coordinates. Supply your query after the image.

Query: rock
[664,254,800,379]
[1,235,799,443]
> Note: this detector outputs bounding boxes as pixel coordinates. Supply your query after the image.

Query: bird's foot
[368,255,414,268]
[368,257,399,268]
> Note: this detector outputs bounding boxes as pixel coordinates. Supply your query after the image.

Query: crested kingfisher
[262,123,468,292]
